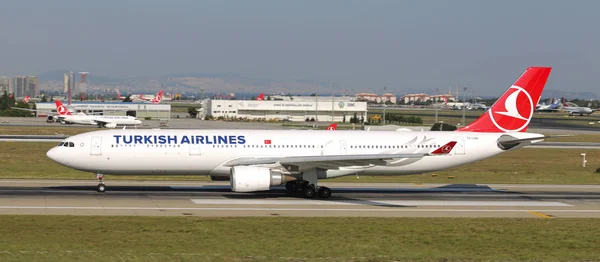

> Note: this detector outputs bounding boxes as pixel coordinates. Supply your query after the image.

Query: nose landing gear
[96,173,106,193]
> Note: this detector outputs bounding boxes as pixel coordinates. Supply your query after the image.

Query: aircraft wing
[93,119,115,126]
[223,141,457,169]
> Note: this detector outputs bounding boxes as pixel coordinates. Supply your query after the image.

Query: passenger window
[69,142,74,147]
[58,142,64,146]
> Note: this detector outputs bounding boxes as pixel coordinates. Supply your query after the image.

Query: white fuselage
[46,129,540,179]
[62,115,142,126]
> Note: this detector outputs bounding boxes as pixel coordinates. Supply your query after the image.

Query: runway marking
[0,206,598,212]
[189,199,572,207]
[528,211,553,219]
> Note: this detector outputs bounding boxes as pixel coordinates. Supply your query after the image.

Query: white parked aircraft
[47,67,552,198]
[54,100,142,128]
[117,90,164,103]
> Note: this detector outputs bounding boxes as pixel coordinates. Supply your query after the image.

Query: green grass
[2,142,600,184]
[0,126,98,136]
[0,216,598,261]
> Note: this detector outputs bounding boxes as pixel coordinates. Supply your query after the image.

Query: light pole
[382,86,387,125]
[434,88,439,123]
[462,86,467,126]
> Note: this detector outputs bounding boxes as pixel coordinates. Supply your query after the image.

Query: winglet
[430,141,457,155]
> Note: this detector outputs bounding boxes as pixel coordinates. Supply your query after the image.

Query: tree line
[0,91,36,117]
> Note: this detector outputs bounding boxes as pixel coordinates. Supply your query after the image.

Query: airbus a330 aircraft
[47,67,552,198]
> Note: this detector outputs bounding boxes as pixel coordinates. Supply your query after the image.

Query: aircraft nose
[46,147,68,166]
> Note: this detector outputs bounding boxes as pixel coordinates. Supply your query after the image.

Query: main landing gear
[96,173,106,193]
[285,181,332,199]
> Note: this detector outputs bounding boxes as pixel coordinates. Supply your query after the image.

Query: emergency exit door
[91,137,102,155]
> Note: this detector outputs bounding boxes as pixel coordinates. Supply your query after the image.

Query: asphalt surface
[0,180,599,218]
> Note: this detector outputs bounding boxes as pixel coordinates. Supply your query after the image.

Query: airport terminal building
[35,102,171,120]
[207,99,368,122]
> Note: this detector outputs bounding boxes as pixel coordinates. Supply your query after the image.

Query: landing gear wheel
[285,181,300,193]
[317,187,332,199]
[96,183,106,193]
[302,185,316,198]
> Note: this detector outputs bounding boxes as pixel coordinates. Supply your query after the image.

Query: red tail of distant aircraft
[116,90,126,100]
[326,123,337,130]
[23,96,30,104]
[256,94,265,101]
[55,100,72,116]
[151,90,164,104]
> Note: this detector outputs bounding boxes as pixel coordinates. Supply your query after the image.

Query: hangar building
[35,102,171,120]
[207,99,367,122]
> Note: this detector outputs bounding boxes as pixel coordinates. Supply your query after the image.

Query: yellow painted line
[528,211,553,219]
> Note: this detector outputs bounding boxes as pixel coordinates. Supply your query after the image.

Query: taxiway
[0,180,598,218]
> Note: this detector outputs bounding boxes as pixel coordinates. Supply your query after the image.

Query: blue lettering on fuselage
[112,135,247,145]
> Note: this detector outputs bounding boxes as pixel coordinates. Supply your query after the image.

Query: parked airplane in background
[23,96,30,104]
[47,67,552,198]
[535,98,561,112]
[561,97,595,116]
[116,90,164,104]
[53,100,142,128]
[256,94,265,101]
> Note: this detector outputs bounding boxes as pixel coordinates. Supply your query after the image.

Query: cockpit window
[61,141,75,147]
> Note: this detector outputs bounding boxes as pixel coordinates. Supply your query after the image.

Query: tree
[41,96,48,102]
[123,94,133,102]
[188,107,198,118]
[0,91,9,110]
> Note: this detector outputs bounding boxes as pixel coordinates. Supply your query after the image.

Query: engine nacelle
[47,116,56,122]
[104,123,117,128]
[230,166,294,192]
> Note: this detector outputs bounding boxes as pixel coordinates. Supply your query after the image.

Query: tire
[318,187,332,199]
[96,184,106,193]
[302,186,316,198]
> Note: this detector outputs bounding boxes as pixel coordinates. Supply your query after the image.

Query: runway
[0,180,599,218]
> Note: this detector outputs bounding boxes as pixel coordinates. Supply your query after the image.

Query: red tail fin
[55,100,71,116]
[151,90,164,104]
[458,67,552,133]
[256,94,265,101]
[326,123,337,130]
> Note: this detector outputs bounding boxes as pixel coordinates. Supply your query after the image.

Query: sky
[1,0,599,96]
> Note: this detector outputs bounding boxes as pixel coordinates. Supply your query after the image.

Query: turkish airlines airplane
[116,90,164,104]
[54,100,142,128]
[47,67,552,198]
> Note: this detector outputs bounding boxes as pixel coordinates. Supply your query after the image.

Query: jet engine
[47,116,56,122]
[104,123,117,128]
[230,166,295,192]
